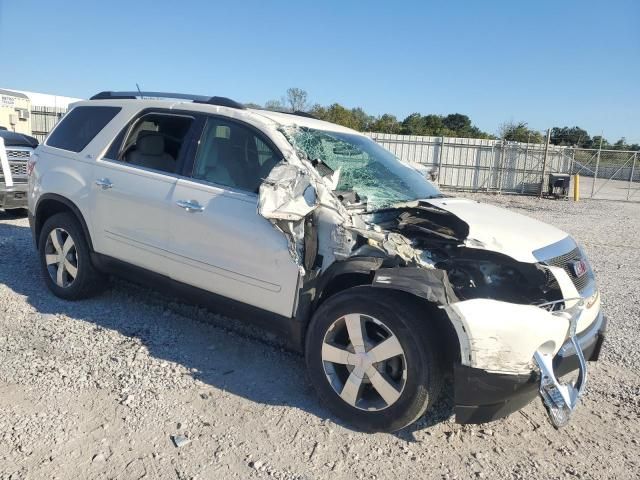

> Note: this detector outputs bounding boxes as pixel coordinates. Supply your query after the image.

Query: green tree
[309,103,327,119]
[350,107,375,131]
[585,135,609,149]
[322,103,360,130]
[550,126,590,147]
[613,137,628,150]
[370,114,401,134]
[443,113,472,132]
[422,114,446,135]
[400,113,427,135]
[500,121,543,143]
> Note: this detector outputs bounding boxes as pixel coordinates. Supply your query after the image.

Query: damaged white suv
[29,91,605,432]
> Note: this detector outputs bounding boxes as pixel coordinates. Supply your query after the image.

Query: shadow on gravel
[0,221,453,437]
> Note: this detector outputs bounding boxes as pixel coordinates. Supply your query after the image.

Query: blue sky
[1,0,638,142]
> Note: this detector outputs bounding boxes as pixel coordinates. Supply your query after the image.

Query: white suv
[29,91,605,432]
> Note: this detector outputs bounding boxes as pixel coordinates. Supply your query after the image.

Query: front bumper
[0,183,28,209]
[454,310,606,424]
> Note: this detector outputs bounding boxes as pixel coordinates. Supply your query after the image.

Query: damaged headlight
[438,257,556,305]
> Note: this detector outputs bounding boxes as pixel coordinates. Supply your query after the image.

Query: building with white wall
[0,88,84,141]
[0,89,32,135]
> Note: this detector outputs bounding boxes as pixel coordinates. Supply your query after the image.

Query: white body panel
[166,179,300,317]
[424,197,568,263]
[91,160,177,276]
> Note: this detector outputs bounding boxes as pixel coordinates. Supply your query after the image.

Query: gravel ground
[0,194,638,480]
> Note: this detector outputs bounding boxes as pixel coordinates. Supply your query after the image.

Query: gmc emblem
[571,259,588,278]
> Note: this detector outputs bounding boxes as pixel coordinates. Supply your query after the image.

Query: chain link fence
[570,149,639,201]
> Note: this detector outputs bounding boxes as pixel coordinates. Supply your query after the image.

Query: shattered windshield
[288,128,442,209]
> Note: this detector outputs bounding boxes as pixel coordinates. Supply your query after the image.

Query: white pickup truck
[0,128,38,211]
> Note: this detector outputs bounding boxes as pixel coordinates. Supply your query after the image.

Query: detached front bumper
[454,310,606,424]
[0,183,28,209]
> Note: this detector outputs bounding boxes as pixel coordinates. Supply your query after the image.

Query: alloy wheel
[44,228,79,288]
[321,313,407,411]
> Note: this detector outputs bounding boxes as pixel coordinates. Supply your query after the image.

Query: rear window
[47,106,121,152]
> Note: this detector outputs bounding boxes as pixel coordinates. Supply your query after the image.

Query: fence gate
[572,149,639,201]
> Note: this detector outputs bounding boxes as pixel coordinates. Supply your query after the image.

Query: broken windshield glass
[288,128,442,210]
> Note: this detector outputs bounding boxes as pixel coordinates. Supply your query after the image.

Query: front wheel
[305,287,443,432]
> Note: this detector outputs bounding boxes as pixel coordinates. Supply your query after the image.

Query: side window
[47,106,120,152]
[192,118,281,193]
[105,112,194,175]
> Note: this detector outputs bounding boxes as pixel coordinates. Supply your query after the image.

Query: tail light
[27,154,37,176]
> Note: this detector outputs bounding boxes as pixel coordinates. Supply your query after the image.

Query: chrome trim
[533,235,578,262]
[176,199,205,212]
[557,310,604,358]
[534,300,589,428]
[577,280,597,299]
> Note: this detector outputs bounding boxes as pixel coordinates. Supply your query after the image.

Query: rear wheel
[38,212,105,299]
[305,287,443,432]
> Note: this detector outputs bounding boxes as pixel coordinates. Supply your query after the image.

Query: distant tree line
[500,122,639,151]
[250,88,638,150]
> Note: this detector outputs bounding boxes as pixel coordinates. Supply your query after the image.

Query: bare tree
[285,88,309,112]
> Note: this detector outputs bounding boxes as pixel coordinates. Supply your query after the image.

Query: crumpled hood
[422,197,569,263]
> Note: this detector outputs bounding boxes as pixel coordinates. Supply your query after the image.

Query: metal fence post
[436,136,445,184]
[628,152,637,201]
[570,148,575,174]
[497,140,506,194]
[539,128,551,197]
[590,136,603,198]
[487,143,495,192]
[521,141,529,194]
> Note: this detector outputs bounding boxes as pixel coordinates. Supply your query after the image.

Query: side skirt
[90,253,305,352]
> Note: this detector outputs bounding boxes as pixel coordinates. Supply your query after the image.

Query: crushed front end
[255,122,605,428]
[448,237,605,427]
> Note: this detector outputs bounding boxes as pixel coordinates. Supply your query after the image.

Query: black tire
[305,286,443,433]
[38,212,106,300]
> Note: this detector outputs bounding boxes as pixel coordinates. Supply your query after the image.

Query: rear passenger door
[91,109,199,276]
[166,116,301,318]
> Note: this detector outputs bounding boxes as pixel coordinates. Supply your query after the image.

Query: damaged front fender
[371,267,458,306]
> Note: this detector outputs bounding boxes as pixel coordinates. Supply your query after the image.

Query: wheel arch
[312,257,383,311]
[307,261,463,364]
[34,194,94,251]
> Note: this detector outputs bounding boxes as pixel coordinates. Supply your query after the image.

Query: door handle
[95,178,113,190]
[176,200,205,213]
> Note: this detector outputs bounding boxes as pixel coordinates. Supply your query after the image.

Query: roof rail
[89,91,246,110]
[256,108,318,120]
[291,110,317,119]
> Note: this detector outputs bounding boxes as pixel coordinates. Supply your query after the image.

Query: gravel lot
[1,195,638,480]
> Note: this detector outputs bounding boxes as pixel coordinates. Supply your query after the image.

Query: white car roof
[70,96,361,137]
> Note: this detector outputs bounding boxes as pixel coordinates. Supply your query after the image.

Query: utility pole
[539,128,552,198]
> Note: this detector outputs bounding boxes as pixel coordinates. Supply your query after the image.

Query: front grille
[543,247,592,293]
[6,150,31,160]
[9,162,28,176]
